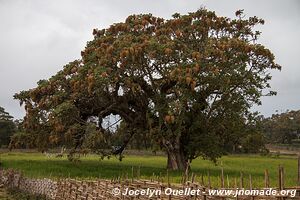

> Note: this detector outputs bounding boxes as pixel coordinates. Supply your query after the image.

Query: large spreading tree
[14,9,280,170]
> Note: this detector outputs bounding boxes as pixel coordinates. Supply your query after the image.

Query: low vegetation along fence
[0,156,300,199]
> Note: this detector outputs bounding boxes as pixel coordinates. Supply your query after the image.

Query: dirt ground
[266,144,300,156]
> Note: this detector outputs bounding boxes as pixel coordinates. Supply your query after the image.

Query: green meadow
[0,152,298,188]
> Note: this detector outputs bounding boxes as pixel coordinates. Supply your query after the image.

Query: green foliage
[8,132,36,149]
[0,106,16,147]
[262,110,300,144]
[241,132,266,153]
[82,123,111,152]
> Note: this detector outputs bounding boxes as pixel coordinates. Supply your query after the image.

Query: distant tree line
[262,110,300,145]
[0,106,16,147]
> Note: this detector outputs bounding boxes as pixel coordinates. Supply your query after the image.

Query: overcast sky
[0,0,299,119]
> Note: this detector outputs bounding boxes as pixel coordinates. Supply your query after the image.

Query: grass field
[0,152,298,188]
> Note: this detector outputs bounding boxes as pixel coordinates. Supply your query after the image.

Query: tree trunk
[166,148,187,171]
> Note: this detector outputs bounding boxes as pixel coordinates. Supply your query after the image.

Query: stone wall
[1,169,299,200]
[0,169,57,199]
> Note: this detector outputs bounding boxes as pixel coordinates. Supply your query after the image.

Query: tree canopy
[0,106,15,147]
[14,8,280,170]
[263,110,300,144]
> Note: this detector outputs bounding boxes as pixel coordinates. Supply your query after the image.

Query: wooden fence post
[234,177,237,188]
[249,174,252,190]
[184,161,190,184]
[159,172,162,183]
[191,173,195,183]
[151,172,154,182]
[298,155,300,186]
[240,172,244,188]
[207,171,211,188]
[249,174,255,200]
[226,175,229,188]
[278,165,282,190]
[264,169,270,188]
[281,166,284,189]
[131,166,134,183]
[137,166,141,180]
[278,166,285,200]
[278,165,284,190]
[221,168,224,188]
[167,169,170,187]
